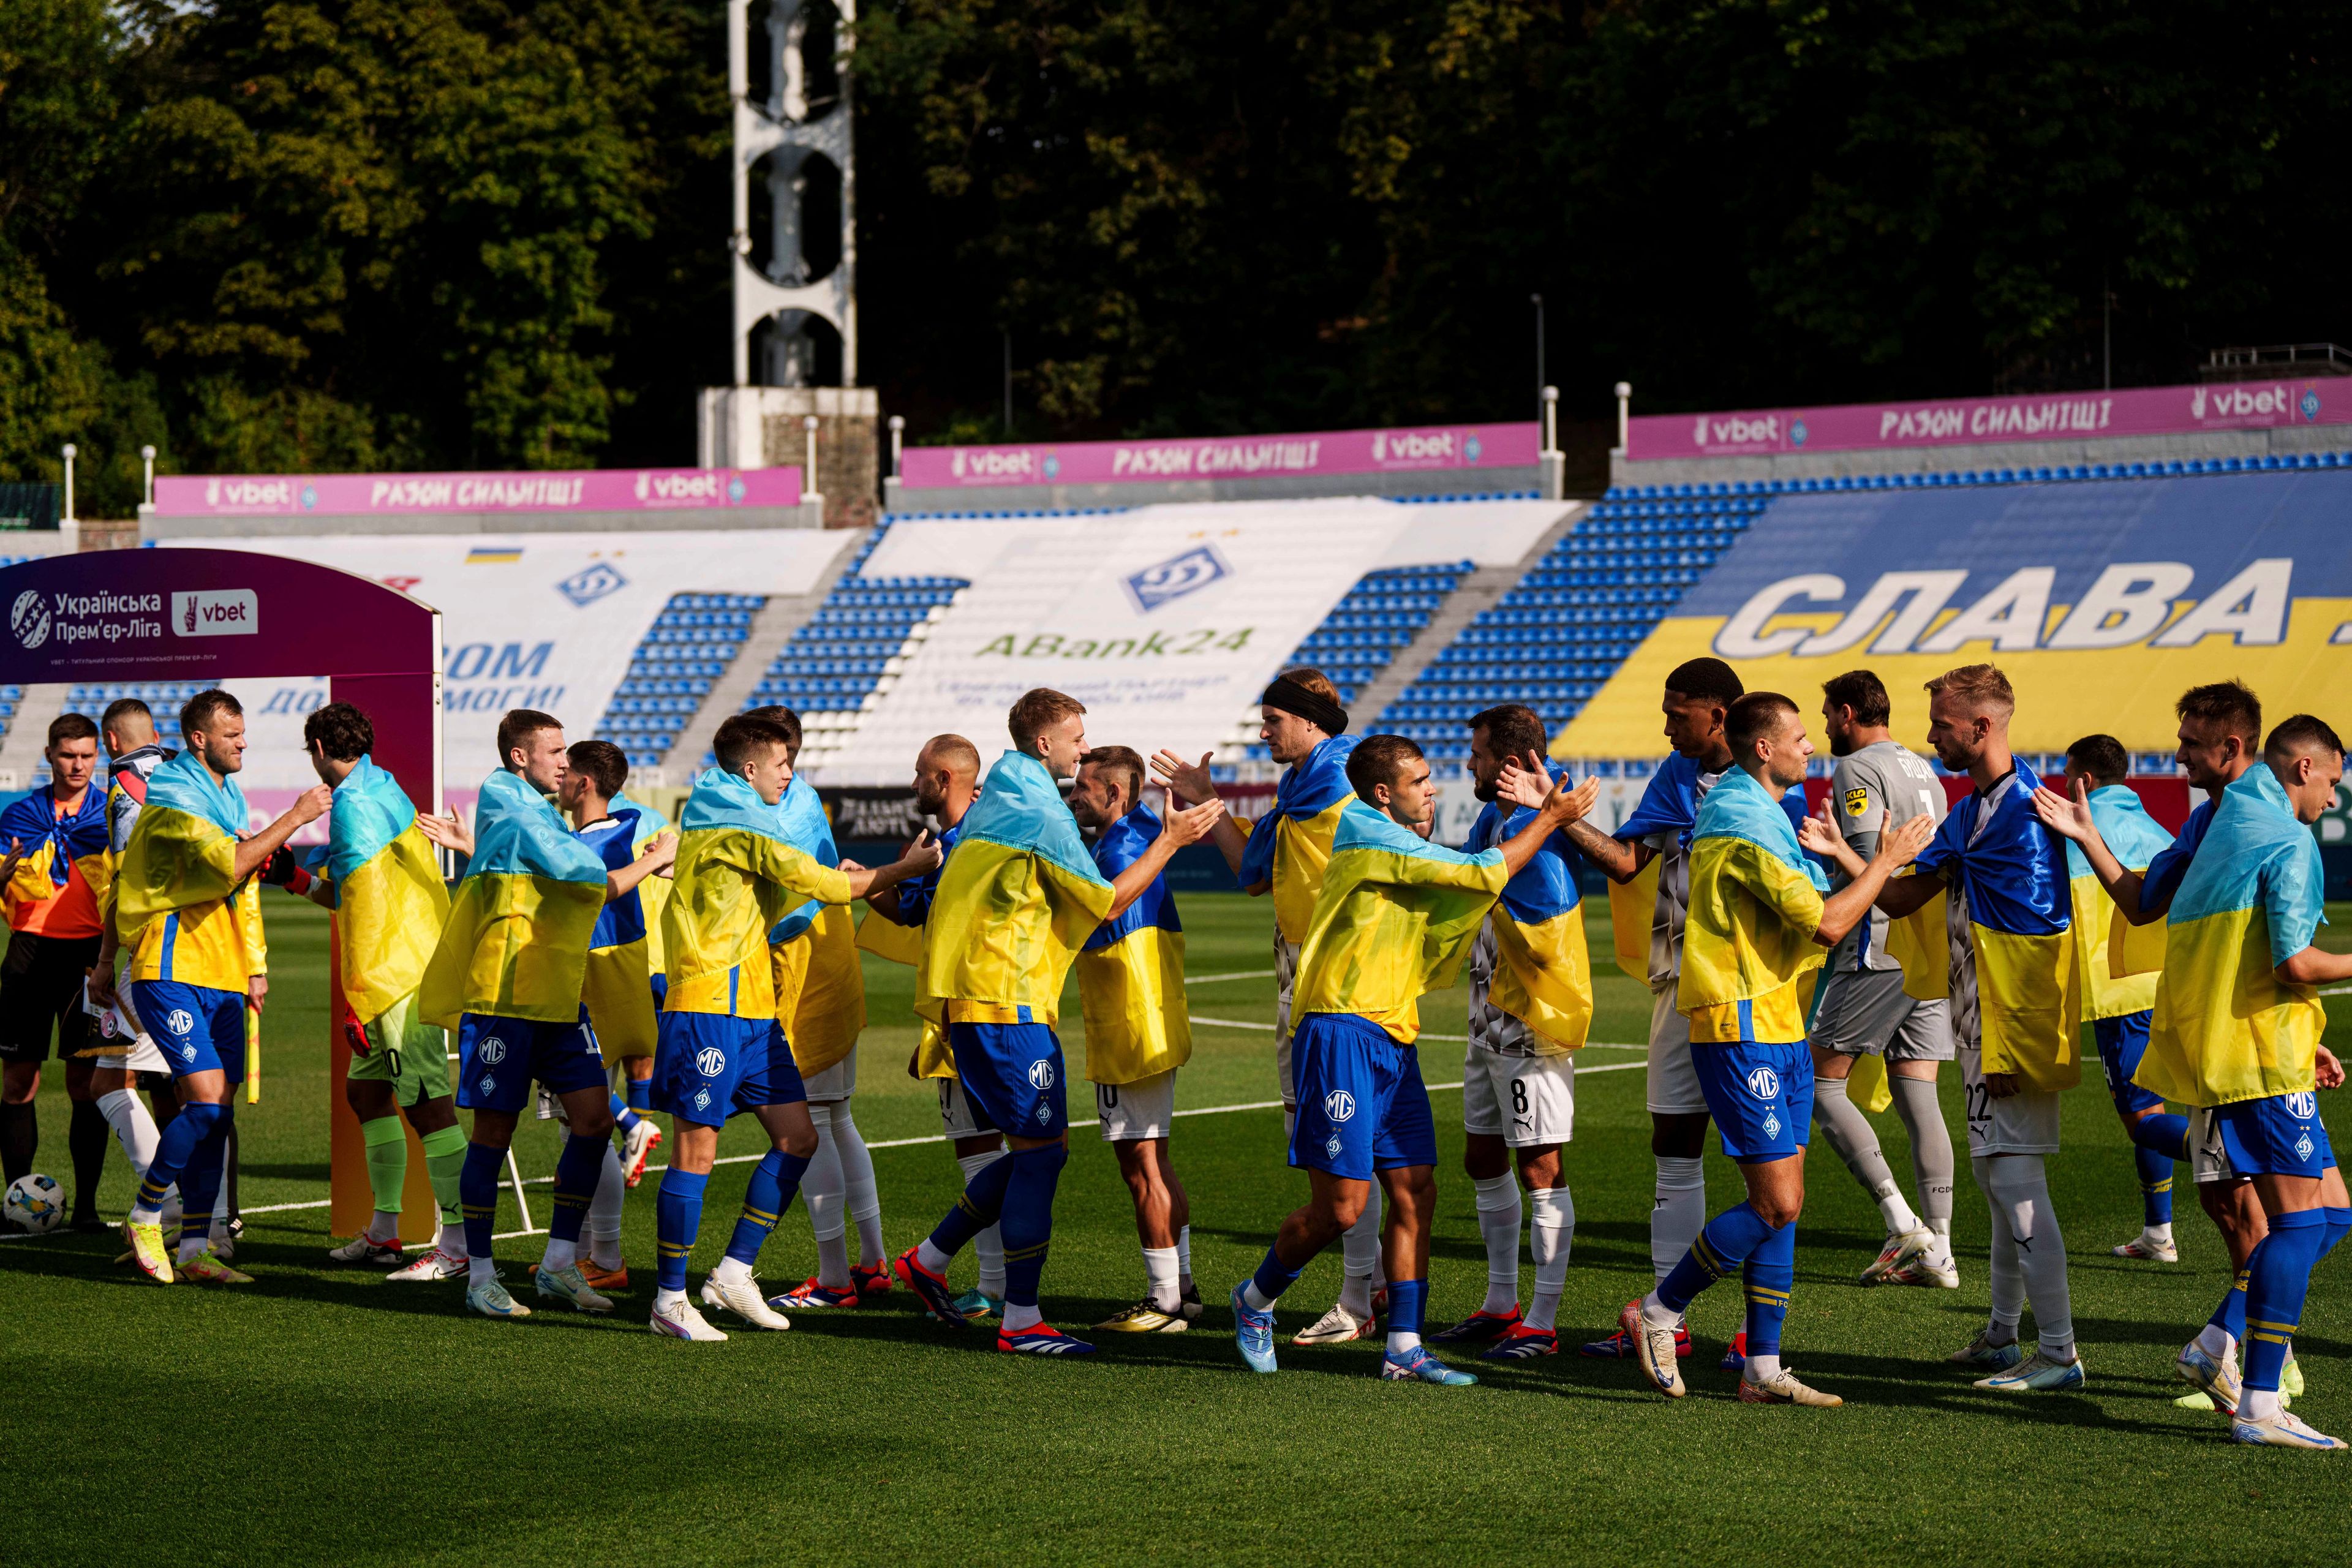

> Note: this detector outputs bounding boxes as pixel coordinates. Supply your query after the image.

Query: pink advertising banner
[154,465,805,518]
[900,421,1540,490]
[1628,378,2351,461]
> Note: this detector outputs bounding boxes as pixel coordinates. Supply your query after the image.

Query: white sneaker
[1858,1227,1935,1286]
[2112,1232,2179,1262]
[1885,1250,1960,1288]
[388,1247,469,1282]
[533,1262,614,1314]
[650,1297,729,1341]
[2232,1411,2346,1450]
[326,1234,405,1267]
[700,1273,793,1331]
[1291,1302,1376,1346]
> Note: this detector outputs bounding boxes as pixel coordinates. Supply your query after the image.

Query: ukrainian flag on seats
[579,791,671,1057]
[1678,766,1828,1044]
[115,750,257,990]
[769,775,865,1071]
[1237,734,1357,943]
[322,756,448,1023]
[421,769,608,1027]
[2067,785,2173,1019]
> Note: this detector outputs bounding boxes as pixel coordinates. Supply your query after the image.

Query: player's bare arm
[1872,861,1945,919]
[230,783,334,883]
[1490,774,1598,879]
[2276,943,2352,987]
[1102,797,1226,921]
[416,809,474,858]
[839,829,943,900]
[1499,749,1647,883]
[1797,811,1866,880]
[2030,777,2159,922]
[1813,813,1934,946]
[1148,748,1254,884]
[605,828,677,903]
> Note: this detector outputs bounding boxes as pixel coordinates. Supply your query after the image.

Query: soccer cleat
[620,1119,663,1188]
[580,1261,630,1292]
[2175,1342,2241,1415]
[1431,1306,1523,1345]
[1619,1298,1685,1398]
[769,1276,858,1310]
[1947,1330,2024,1369]
[387,1246,468,1282]
[850,1261,894,1302]
[950,1289,1003,1322]
[1232,1283,1278,1373]
[1483,1324,1559,1360]
[1858,1227,1937,1286]
[326,1234,406,1267]
[1178,1281,1204,1322]
[650,1297,728,1341]
[1974,1350,2087,1393]
[699,1273,791,1330]
[1381,1346,1477,1385]
[1096,1298,1188,1333]
[894,1246,967,1329]
[2112,1232,2179,1262]
[1740,1368,1843,1407]
[466,1278,532,1319]
[532,1263,614,1314]
[1580,1324,1695,1359]
[1721,1330,1748,1372]
[1885,1252,1961,1289]
[2231,1411,2346,1450]
[1292,1302,1378,1346]
[178,1249,252,1284]
[998,1323,1095,1355]
[123,1219,175,1284]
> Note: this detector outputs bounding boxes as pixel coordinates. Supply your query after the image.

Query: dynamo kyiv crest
[1123,544,1231,613]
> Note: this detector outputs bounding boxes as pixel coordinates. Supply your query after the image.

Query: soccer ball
[4,1172,66,1234]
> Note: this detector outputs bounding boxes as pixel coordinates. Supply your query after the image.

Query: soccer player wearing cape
[647,714,939,1342]
[1428,704,1597,1362]
[417,709,676,1321]
[115,691,331,1285]
[1231,734,1597,1384]
[1153,671,1392,1345]
[1066,744,1224,1333]
[894,689,1118,1356]
[1618,694,1932,1407]
[562,739,671,1204]
[1874,665,2087,1393]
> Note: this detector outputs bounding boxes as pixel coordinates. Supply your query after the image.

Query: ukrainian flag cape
[578,793,671,1057]
[1078,805,1191,1084]
[2138,764,2328,1107]
[1607,755,1808,983]
[1292,801,1509,1044]
[114,749,252,992]
[916,751,1112,1027]
[420,769,606,1027]
[767,776,865,1072]
[325,756,448,1024]
[1678,766,1828,1035]
[2066,785,2173,1020]
[0,783,110,922]
[1467,775,1593,1052]
[858,818,957,1079]
[1238,733,1358,944]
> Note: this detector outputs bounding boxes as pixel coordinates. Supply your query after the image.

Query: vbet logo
[1692,413,1784,448]
[172,589,258,638]
[2190,382,2322,424]
[1123,542,1232,613]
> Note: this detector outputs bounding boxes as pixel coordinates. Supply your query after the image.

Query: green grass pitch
[8,893,2352,1565]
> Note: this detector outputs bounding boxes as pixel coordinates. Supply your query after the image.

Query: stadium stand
[1231,560,1477,764]
[594,592,767,767]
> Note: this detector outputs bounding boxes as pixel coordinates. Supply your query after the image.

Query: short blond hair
[1008,688,1086,754]
[1925,663,2015,717]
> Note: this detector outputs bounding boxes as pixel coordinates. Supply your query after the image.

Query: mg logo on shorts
[477,1035,507,1065]
[1027,1059,1055,1090]
[1323,1089,1357,1123]
[695,1046,728,1078]
[165,1008,194,1036]
[1746,1066,1781,1100]
[2288,1091,2318,1119]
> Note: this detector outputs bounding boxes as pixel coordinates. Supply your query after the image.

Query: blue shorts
[2095,1012,2165,1116]
[456,1011,608,1114]
[1691,1038,1813,1161]
[130,980,246,1084]
[949,1017,1067,1137]
[1288,1012,1438,1180]
[654,1011,805,1128]
[2214,1093,2336,1178]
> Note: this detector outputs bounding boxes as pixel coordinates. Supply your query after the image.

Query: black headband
[1261,676,1349,737]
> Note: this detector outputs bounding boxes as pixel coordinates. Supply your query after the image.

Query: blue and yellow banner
[323,756,448,1024]
[766,777,864,1074]
[116,750,256,992]
[1078,805,1191,1084]
[420,769,608,1027]
[0,784,110,935]
[662,768,851,1022]
[1678,766,1829,1044]
[2067,784,2174,1019]
[578,792,671,1058]
[1237,733,1358,944]
[1467,776,1593,1051]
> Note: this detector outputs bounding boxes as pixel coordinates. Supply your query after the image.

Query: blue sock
[997,1142,1068,1309]
[2325,1206,2352,1260]
[136,1098,219,1213]
[1742,1219,1796,1356]
[2132,1144,2175,1227]
[656,1169,709,1291]
[460,1141,505,1262]
[627,1077,652,1113]
[1387,1278,1427,1339]
[1249,1244,1302,1303]
[927,1145,1019,1258]
[725,1148,812,1267]
[2210,1265,2250,1340]
[2244,1208,2330,1392]
[176,1102,233,1245]
[609,1091,644,1135]
[1657,1200,1778,1315]
[549,1132,606,1243]
[2130,1110,2189,1163]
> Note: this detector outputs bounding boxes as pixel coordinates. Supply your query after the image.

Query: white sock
[1177,1224,1194,1290]
[130,1199,163,1225]
[2245,1388,2285,1421]
[1652,1155,1706,1293]
[469,1254,497,1288]
[805,1104,852,1288]
[1985,1153,2072,1356]
[1878,1190,1922,1238]
[2196,1323,2236,1361]
[369,1209,402,1243]
[1003,1302,1042,1333]
[1242,1278,1280,1311]
[916,1237,954,1276]
[1385,1325,1422,1355]
[954,1148,1007,1296]
[655,1285,686,1311]
[588,1145,625,1270]
[2146,1221,2174,1245]
[1473,1172,1523,1315]
[1143,1245,1180,1312]
[1744,1352,1782,1384]
[98,1087,161,1178]
[1639,1289,1679,1330]
[712,1254,752,1287]
[177,1230,209,1263]
[832,1106,885,1265]
[541,1237,578,1273]
[1527,1184,1574,1333]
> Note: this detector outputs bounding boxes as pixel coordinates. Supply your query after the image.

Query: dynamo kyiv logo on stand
[1123,544,1232,613]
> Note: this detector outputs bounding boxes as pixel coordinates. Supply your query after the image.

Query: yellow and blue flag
[577,791,671,1058]
[917,751,1113,1027]
[858,818,959,1078]
[320,756,448,1025]
[1238,733,1359,944]
[1466,774,1594,1052]
[1678,765,1829,1044]
[767,775,865,1073]
[420,769,608,1027]
[115,748,259,992]
[1292,800,1510,1044]
[2138,764,2328,1107]
[662,768,851,1021]
[2065,784,2173,1019]
[1,784,110,937]
[1077,804,1191,1084]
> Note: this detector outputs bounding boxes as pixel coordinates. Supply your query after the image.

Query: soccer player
[0,714,110,1226]
[2052,733,2186,1262]
[1872,665,2085,1392]
[269,704,469,1273]
[894,688,1118,1356]
[1231,734,1593,1382]
[113,690,330,1284]
[646,713,938,1341]
[1152,671,1387,1344]
[1428,704,1594,1361]
[1801,670,1958,1288]
[417,709,676,1319]
[1618,693,1931,1406]
[1066,743,1224,1331]
[864,733,1006,1319]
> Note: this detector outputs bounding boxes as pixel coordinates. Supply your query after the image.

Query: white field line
[1185,969,1279,985]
